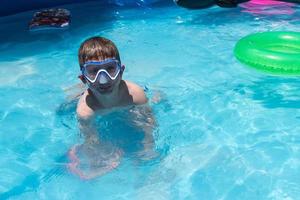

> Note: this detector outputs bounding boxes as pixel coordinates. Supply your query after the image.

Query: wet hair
[78,36,121,69]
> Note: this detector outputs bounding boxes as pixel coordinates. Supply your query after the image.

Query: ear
[78,74,86,84]
[120,65,125,77]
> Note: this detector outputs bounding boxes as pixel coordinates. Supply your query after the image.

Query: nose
[98,72,109,84]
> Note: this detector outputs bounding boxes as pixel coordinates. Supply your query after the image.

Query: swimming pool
[1,1,300,199]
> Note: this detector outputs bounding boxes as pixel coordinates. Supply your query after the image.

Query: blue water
[1,1,300,199]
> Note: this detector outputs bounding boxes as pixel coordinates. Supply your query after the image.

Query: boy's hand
[68,142,123,179]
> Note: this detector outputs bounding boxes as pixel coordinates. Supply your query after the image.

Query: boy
[73,36,156,179]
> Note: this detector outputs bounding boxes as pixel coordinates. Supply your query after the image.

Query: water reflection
[235,76,300,109]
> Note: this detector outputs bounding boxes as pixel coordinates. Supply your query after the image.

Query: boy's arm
[140,105,156,150]
[77,114,99,144]
[74,93,124,179]
[131,104,158,160]
[125,80,148,105]
[76,95,100,144]
[76,113,122,179]
[125,81,158,159]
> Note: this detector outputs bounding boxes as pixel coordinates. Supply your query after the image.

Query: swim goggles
[81,58,121,84]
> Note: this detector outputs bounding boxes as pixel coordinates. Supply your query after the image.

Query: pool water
[1,1,300,199]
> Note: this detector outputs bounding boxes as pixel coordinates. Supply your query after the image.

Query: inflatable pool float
[244,0,292,5]
[240,0,295,15]
[234,32,300,75]
[29,8,71,31]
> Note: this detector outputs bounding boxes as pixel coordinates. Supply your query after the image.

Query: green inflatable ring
[234,31,300,75]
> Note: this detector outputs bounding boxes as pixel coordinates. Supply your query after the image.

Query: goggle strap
[83,58,120,68]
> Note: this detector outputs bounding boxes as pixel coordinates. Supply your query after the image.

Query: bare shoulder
[125,80,148,105]
[76,90,95,120]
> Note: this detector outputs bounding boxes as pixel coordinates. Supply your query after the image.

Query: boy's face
[81,58,123,94]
